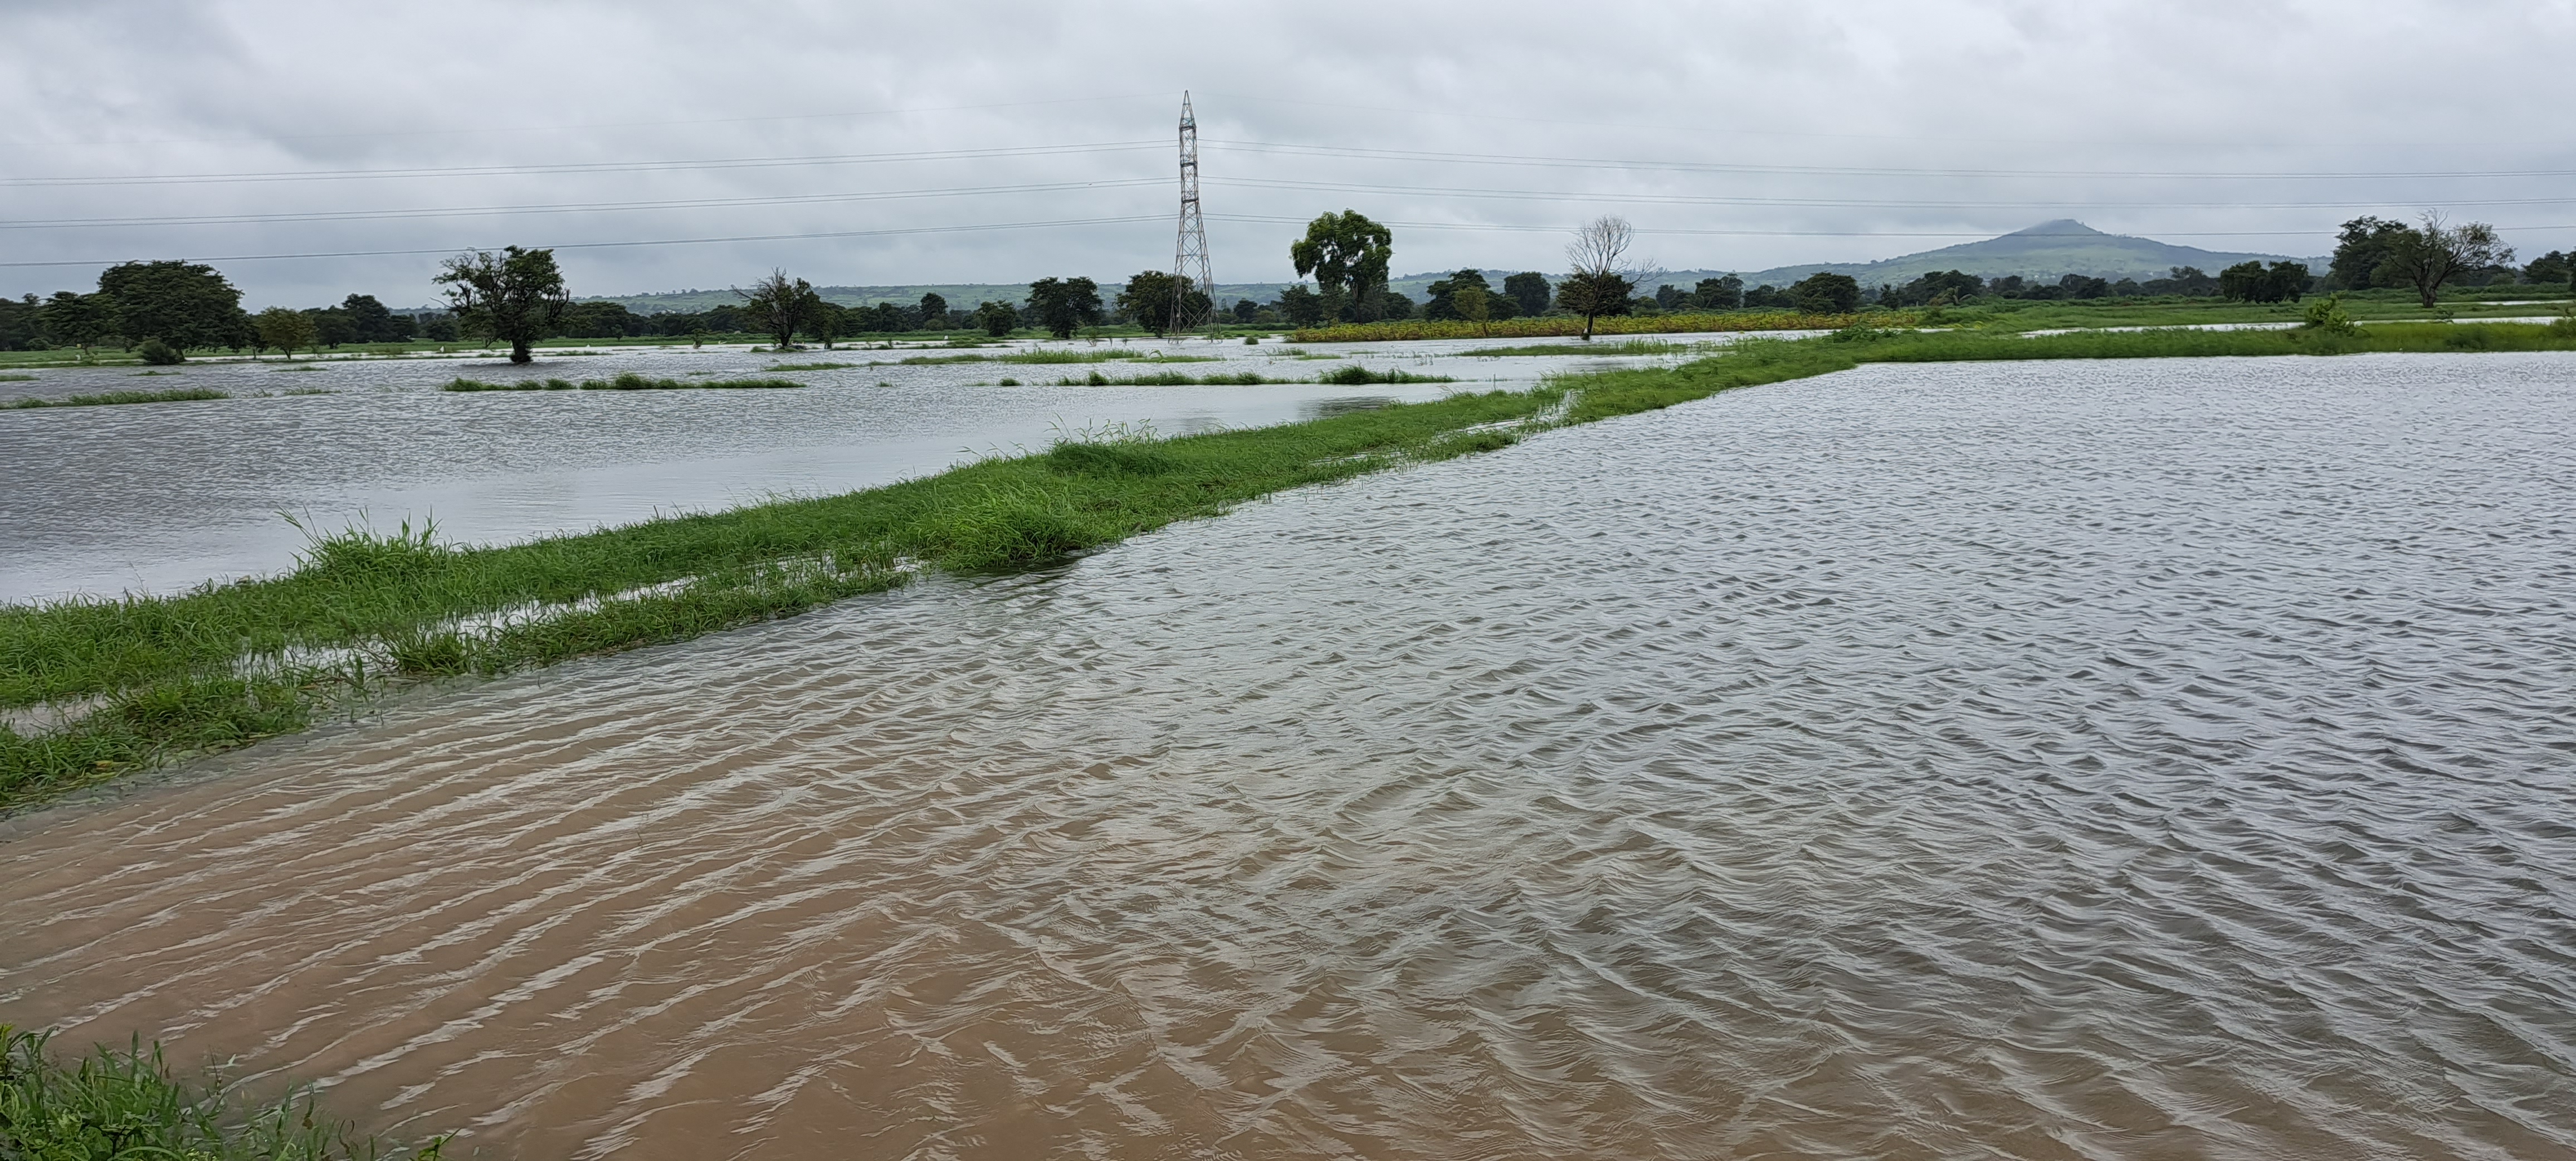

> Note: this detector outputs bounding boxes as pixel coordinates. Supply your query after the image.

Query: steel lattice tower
[1169,92,1215,338]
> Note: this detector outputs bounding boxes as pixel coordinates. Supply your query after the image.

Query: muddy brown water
[4,354,2574,1159]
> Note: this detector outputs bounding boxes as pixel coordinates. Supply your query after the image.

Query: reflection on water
[4,354,2573,1159]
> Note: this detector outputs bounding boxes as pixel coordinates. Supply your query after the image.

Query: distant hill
[563,222,2328,314]
[1729,221,2326,289]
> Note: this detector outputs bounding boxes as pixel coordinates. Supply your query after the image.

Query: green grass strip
[442,373,802,392]
[4,387,229,409]
[0,1025,445,1159]
[7,319,2575,812]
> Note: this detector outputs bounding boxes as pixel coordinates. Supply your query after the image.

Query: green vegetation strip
[442,372,803,392]
[1294,309,1907,343]
[0,1025,442,1159]
[1041,367,1455,387]
[891,350,1222,366]
[3,387,229,410]
[1465,339,1700,357]
[6,320,2575,812]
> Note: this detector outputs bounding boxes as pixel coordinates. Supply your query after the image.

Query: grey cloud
[3,0,2570,306]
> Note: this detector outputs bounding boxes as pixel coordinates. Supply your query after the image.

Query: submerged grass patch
[1318,365,1456,385]
[765,362,857,371]
[3,387,229,410]
[0,373,33,382]
[0,1025,442,1160]
[1051,370,1289,386]
[887,350,1222,366]
[1463,339,1701,357]
[9,320,2575,812]
[442,373,804,392]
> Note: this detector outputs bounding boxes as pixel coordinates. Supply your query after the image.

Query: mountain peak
[2005,219,2107,238]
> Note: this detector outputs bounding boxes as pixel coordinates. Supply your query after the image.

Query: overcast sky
[4,0,2572,308]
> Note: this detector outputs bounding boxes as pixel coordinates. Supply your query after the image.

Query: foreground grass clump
[1051,370,1289,386]
[4,387,229,409]
[442,373,802,392]
[0,1025,442,1160]
[9,319,2574,812]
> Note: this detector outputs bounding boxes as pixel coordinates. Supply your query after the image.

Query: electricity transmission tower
[1169,91,1216,338]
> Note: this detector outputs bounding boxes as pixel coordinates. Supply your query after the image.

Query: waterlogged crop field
[0,334,1741,603]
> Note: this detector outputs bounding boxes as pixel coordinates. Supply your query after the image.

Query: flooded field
[0,335,1716,603]
[3,353,2573,1159]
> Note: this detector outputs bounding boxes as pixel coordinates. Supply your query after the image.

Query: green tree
[1290,211,1394,321]
[2328,216,2409,290]
[97,260,243,352]
[1791,272,1861,314]
[1423,269,1492,321]
[435,246,569,364]
[1118,271,1207,337]
[804,301,850,349]
[0,294,39,350]
[738,269,821,349]
[1502,272,1552,316]
[971,300,1018,337]
[2218,261,2268,302]
[918,292,949,329]
[39,291,115,357]
[1274,284,1325,328]
[253,306,318,359]
[307,306,358,348]
[338,294,401,343]
[1026,276,1104,338]
[2383,213,2512,308]
[2519,250,2569,286]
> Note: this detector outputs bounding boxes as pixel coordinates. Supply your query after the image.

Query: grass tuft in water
[4,387,229,409]
[1318,365,1456,385]
[1051,370,1285,387]
[0,1025,443,1160]
[443,373,803,392]
[764,362,857,371]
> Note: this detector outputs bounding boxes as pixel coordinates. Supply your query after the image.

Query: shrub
[2300,294,2359,336]
[135,338,184,364]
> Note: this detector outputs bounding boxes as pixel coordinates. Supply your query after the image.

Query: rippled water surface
[4,354,2574,1159]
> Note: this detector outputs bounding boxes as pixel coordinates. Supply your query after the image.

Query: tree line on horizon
[4,210,2565,359]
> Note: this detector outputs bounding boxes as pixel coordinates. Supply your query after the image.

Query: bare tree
[738,269,820,350]
[1558,216,1655,340]
[2385,212,2514,308]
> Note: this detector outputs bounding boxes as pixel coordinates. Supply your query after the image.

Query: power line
[1205,139,2576,183]
[0,215,1169,269]
[0,94,1173,150]
[0,141,1164,188]
[1,179,1167,231]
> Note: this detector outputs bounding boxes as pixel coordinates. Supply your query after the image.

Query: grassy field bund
[6,320,2576,815]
